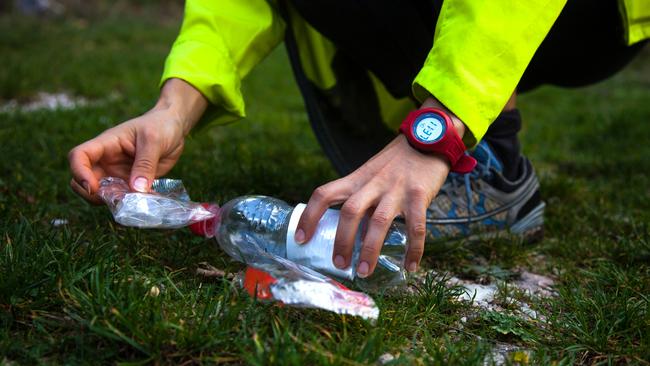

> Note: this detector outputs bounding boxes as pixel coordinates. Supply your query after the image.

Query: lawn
[1,4,649,365]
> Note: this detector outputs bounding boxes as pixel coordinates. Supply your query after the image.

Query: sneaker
[425,141,545,244]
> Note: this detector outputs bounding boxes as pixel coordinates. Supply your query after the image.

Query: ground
[1,4,649,365]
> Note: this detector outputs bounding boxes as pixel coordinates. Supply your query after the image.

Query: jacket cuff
[412,73,487,148]
[160,39,246,127]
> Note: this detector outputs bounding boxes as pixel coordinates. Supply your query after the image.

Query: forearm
[154,78,208,136]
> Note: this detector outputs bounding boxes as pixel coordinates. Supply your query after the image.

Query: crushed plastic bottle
[99,178,407,290]
[98,177,214,229]
[190,196,407,291]
[97,177,381,321]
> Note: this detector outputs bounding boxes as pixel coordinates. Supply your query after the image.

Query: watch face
[412,113,446,144]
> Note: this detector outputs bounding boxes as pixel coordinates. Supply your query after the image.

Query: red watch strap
[399,108,477,174]
[454,154,477,174]
[442,125,476,174]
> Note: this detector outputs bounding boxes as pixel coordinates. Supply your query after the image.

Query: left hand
[295,98,466,278]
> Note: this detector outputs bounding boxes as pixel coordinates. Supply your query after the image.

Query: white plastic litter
[98,177,379,321]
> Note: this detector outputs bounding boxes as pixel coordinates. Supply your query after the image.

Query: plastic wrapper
[98,177,379,321]
[241,254,378,320]
[98,177,215,229]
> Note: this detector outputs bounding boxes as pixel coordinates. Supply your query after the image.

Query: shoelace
[447,144,494,222]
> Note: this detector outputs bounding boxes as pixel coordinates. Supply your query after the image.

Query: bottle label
[286,204,358,280]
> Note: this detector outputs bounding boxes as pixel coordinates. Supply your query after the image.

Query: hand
[68,78,207,203]
[296,98,466,277]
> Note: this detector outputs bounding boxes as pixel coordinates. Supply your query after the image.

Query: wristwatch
[399,107,476,174]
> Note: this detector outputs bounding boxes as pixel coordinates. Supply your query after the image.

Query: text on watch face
[413,114,446,143]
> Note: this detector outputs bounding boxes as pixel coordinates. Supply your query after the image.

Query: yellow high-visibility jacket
[161,0,649,148]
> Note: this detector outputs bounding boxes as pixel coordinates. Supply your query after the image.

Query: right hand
[68,78,207,203]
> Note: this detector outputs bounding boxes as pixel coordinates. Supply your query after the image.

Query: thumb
[129,131,161,192]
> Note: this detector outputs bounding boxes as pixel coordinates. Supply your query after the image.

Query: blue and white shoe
[425,141,545,244]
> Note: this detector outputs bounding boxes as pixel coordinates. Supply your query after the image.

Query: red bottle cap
[189,203,220,237]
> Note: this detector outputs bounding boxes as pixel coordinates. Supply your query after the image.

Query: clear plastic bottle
[192,196,407,290]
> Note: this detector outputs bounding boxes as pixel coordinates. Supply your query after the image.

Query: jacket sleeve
[621,0,650,45]
[160,0,286,127]
[412,0,566,146]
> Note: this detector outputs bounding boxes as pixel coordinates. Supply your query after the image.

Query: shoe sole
[510,201,545,243]
[425,202,546,247]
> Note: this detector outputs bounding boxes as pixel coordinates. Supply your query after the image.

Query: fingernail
[334,255,346,269]
[82,181,91,196]
[133,177,148,192]
[295,228,305,244]
[408,262,418,272]
[357,261,369,278]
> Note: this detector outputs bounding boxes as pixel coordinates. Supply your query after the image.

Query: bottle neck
[189,203,221,238]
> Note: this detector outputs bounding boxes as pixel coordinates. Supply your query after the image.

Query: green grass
[1,7,649,365]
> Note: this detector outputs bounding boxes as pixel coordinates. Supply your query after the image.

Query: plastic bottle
[191,196,407,290]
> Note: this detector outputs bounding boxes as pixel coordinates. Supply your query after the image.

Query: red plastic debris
[243,266,278,300]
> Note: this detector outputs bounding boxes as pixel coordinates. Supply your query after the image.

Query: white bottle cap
[286,203,356,280]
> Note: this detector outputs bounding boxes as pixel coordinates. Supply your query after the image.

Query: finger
[68,141,105,196]
[70,178,103,205]
[404,189,429,273]
[129,130,161,192]
[356,196,397,278]
[332,187,379,270]
[296,179,356,244]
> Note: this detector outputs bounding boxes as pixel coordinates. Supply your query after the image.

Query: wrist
[154,78,208,136]
[420,97,466,141]
[399,104,477,174]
